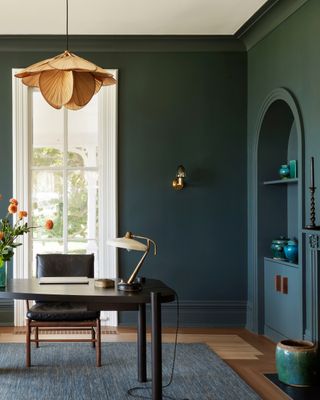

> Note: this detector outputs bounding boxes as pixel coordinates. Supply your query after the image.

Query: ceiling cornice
[0,1,309,54]
[0,35,246,53]
[236,0,309,50]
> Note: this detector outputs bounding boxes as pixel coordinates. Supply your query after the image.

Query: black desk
[0,278,175,400]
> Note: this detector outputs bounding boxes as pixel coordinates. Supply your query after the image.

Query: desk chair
[25,254,101,367]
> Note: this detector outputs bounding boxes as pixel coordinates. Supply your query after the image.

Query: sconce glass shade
[176,165,186,178]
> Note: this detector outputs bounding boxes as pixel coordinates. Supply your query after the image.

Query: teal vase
[279,164,290,179]
[0,262,8,288]
[276,340,318,386]
[284,240,298,263]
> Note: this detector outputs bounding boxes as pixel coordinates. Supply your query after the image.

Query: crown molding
[0,34,245,53]
[236,0,309,50]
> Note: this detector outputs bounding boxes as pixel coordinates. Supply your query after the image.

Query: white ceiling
[0,0,268,35]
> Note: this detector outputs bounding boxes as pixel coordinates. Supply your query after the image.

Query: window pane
[31,171,63,239]
[68,171,99,240]
[32,91,64,167]
[67,96,99,167]
[67,240,98,255]
[32,240,64,276]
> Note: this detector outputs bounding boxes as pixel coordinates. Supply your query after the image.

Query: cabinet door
[264,259,302,339]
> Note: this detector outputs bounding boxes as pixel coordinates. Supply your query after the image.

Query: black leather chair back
[36,254,94,278]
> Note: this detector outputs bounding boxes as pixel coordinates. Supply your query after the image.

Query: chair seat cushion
[27,302,100,322]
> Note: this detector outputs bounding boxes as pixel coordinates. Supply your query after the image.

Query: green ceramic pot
[271,237,288,260]
[276,340,318,386]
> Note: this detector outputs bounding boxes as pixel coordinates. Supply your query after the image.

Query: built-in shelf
[263,178,298,185]
[302,229,320,235]
[264,257,299,268]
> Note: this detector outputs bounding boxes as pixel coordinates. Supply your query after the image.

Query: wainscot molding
[237,0,309,50]
[119,300,247,327]
[0,35,245,53]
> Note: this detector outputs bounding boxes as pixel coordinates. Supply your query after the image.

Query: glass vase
[0,262,8,288]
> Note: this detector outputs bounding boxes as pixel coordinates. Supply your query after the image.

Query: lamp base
[117,281,142,292]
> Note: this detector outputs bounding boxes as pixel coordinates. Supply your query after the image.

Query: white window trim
[12,69,118,327]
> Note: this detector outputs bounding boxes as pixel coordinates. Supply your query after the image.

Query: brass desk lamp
[108,232,157,291]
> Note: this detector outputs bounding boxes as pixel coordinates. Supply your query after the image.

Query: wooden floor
[0,327,288,400]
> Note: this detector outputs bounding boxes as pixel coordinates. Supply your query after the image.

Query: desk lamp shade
[108,233,148,252]
[108,232,157,291]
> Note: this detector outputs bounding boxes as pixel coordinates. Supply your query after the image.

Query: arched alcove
[250,88,304,339]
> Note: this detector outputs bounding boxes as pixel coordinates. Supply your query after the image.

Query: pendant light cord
[66,0,69,51]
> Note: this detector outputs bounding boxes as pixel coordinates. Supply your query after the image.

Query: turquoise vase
[0,262,8,288]
[276,340,318,386]
[284,240,298,263]
[279,164,290,179]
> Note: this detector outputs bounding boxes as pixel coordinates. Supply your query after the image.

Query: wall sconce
[172,165,186,190]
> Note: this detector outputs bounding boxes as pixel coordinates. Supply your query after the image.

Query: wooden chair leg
[26,319,31,367]
[96,318,101,367]
[91,327,95,348]
[35,326,39,348]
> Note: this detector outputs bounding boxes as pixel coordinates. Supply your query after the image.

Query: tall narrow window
[12,69,118,326]
[30,92,100,274]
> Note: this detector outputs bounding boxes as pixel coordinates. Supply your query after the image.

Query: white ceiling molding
[0,0,268,35]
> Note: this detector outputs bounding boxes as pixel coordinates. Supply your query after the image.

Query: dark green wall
[0,39,247,326]
[246,0,318,332]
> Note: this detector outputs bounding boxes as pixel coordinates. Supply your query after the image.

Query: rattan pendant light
[15,0,116,110]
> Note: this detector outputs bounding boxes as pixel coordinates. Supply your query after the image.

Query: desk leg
[151,292,162,400]
[138,304,147,382]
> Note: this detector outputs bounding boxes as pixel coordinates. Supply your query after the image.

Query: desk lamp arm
[127,237,157,284]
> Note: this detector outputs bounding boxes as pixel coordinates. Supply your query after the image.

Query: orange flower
[9,198,18,206]
[18,210,28,219]
[0,194,3,200]
[44,219,54,230]
[0,231,4,240]
[8,204,17,214]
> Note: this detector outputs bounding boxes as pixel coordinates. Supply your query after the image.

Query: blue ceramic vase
[284,240,298,263]
[276,340,318,386]
[279,164,290,179]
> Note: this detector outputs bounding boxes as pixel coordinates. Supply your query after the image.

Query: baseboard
[264,325,287,343]
[303,329,312,342]
[119,300,247,327]
[0,300,247,328]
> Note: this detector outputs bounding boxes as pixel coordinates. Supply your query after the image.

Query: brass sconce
[172,165,186,190]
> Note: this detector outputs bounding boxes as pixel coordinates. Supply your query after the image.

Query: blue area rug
[0,343,260,400]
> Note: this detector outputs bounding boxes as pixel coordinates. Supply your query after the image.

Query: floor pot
[276,340,318,386]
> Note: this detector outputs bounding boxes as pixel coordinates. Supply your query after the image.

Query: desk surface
[0,278,175,304]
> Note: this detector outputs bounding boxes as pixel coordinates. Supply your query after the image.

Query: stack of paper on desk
[39,276,89,284]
